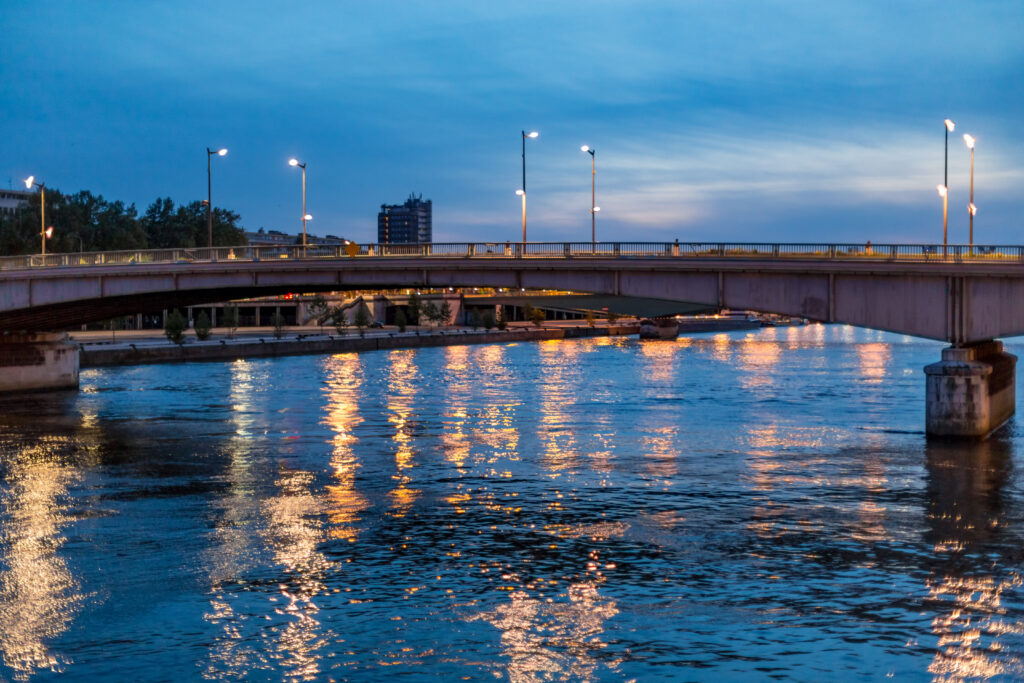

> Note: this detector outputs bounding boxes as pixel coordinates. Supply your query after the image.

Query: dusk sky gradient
[2,1,1023,245]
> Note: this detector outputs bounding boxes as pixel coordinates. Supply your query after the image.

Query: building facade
[0,189,33,218]
[378,194,432,244]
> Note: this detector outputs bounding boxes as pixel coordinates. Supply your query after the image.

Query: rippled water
[3,325,1024,681]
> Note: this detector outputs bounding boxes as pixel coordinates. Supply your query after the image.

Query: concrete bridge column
[0,333,79,393]
[925,341,1016,438]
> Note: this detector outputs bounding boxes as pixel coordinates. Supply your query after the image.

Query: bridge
[2,241,1021,437]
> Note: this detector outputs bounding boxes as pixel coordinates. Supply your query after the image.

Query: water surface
[2,325,1024,681]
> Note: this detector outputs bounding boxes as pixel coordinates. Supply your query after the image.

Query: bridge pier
[925,341,1016,438]
[0,332,79,394]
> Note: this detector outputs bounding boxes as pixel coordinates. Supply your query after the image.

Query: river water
[2,324,1024,681]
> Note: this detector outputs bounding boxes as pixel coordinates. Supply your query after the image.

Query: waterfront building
[244,228,349,246]
[0,188,32,218]
[378,193,432,244]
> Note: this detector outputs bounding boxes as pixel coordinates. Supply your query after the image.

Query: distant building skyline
[378,194,432,245]
[0,189,33,218]
[245,227,348,247]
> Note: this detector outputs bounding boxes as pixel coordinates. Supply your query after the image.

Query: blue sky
[2,1,1022,245]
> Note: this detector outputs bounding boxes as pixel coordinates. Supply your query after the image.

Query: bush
[270,311,285,339]
[407,291,421,326]
[309,294,329,334]
[221,305,239,339]
[353,305,372,336]
[194,310,212,340]
[439,300,453,327]
[331,305,348,336]
[469,310,481,330]
[496,307,508,330]
[395,308,407,333]
[165,309,186,345]
[529,307,546,327]
[482,311,494,330]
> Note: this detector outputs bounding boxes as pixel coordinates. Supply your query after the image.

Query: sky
[2,1,1023,245]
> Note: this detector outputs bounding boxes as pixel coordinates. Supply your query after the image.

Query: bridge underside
[2,258,1024,344]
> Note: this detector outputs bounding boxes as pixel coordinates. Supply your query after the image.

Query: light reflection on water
[4,325,1024,680]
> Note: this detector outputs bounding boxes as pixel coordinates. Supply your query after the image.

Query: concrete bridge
[2,241,1022,437]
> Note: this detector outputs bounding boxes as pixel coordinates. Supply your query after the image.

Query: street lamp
[581,145,599,244]
[24,176,49,255]
[942,119,954,249]
[520,130,538,243]
[206,147,228,250]
[288,158,309,250]
[963,134,976,249]
[937,184,949,256]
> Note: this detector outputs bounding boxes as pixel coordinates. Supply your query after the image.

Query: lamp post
[937,184,948,256]
[580,145,601,245]
[520,130,538,243]
[206,147,228,250]
[24,176,49,255]
[288,158,308,251]
[942,119,954,251]
[963,134,976,250]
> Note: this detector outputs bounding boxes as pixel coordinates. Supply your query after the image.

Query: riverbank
[76,324,641,367]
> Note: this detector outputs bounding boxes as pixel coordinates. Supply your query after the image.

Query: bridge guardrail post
[613,243,620,257]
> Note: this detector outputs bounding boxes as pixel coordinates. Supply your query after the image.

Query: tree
[222,305,239,339]
[482,311,495,331]
[270,311,285,339]
[331,305,348,336]
[394,308,407,333]
[438,300,453,327]
[529,307,546,327]
[107,315,129,342]
[523,302,535,325]
[165,309,187,345]
[407,291,421,326]
[496,307,508,330]
[353,305,372,336]
[308,294,330,334]
[585,310,596,328]
[421,301,439,327]
[194,310,212,340]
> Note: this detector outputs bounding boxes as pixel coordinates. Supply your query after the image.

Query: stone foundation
[0,332,80,393]
[924,340,1016,438]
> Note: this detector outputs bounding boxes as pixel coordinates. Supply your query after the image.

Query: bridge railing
[3,242,1024,271]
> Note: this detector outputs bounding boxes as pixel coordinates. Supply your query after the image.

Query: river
[2,324,1024,681]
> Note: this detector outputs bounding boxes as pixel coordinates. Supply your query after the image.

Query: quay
[74,324,641,368]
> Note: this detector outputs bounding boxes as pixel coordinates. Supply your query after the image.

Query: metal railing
[2,242,1023,272]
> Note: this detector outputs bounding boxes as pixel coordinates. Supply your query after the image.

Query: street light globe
[44,226,53,238]
[24,176,34,188]
[580,145,590,152]
[515,189,525,196]
[289,158,300,166]
[963,134,976,149]
[593,206,601,212]
[945,119,956,132]
[303,214,313,221]
[526,131,539,138]
[969,203,978,216]
[937,184,948,197]
[217,148,228,156]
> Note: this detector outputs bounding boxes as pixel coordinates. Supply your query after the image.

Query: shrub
[165,309,186,345]
[194,310,212,340]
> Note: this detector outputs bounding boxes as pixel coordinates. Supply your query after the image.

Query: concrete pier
[925,340,1016,438]
[0,332,79,393]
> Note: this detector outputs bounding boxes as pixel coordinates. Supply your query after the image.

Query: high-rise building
[378,193,432,244]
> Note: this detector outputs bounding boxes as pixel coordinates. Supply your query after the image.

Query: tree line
[0,187,247,255]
